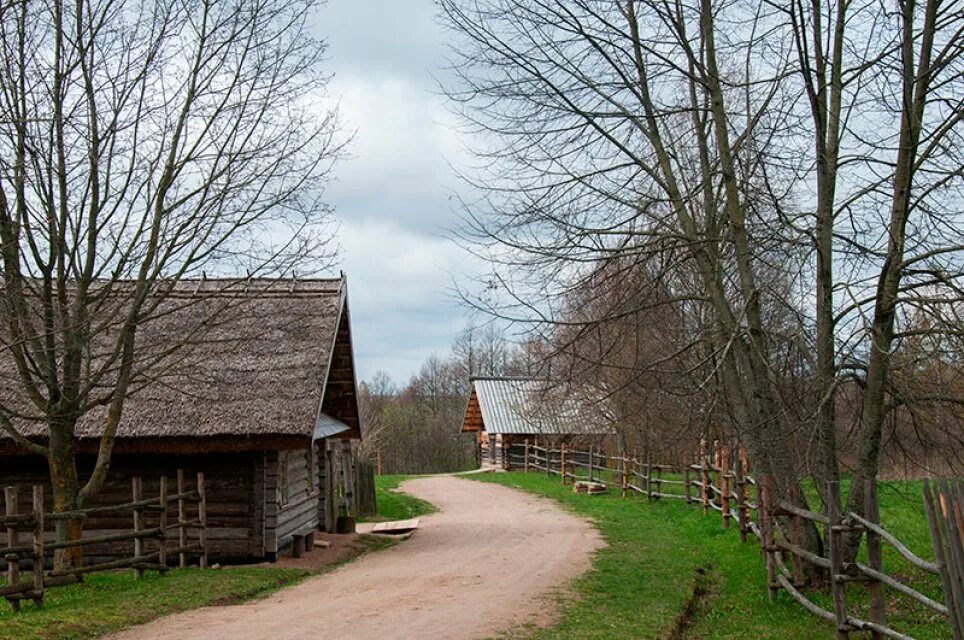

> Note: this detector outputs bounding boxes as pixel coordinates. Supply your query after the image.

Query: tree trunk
[841,0,937,563]
[694,0,826,579]
[47,419,85,570]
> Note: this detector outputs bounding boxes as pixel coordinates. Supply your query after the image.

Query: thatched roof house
[0,276,364,561]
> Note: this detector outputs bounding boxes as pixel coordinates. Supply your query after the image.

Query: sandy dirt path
[107,474,603,640]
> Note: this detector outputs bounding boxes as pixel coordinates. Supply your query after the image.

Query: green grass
[471,472,951,640]
[0,567,309,640]
[0,535,398,640]
[362,474,436,522]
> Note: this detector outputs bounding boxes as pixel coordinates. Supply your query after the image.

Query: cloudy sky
[317,1,479,383]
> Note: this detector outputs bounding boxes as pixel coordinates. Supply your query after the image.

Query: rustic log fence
[1,471,207,612]
[516,440,962,640]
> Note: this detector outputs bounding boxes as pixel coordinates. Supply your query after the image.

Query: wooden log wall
[271,448,320,555]
[0,453,252,562]
[317,440,334,533]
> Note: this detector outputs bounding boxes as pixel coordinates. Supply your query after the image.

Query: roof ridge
[470,376,548,382]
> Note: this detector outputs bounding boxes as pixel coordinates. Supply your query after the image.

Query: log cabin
[0,277,363,563]
[461,377,615,469]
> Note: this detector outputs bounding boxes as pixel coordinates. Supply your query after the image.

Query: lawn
[0,535,395,640]
[0,567,308,640]
[471,472,951,640]
[362,474,436,522]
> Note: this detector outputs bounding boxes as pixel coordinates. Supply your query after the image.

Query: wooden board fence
[0,470,207,611]
[516,439,958,640]
[923,479,964,640]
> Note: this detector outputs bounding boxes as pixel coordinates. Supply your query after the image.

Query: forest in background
[357,323,528,474]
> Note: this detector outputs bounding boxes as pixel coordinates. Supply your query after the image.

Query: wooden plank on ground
[371,519,420,534]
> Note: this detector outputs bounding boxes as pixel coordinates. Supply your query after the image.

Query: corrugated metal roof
[470,377,613,435]
[314,412,352,439]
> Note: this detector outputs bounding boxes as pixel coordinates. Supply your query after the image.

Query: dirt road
[107,474,603,640]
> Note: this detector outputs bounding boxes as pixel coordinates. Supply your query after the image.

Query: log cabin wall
[264,446,320,558]
[317,439,335,533]
[0,452,258,563]
[315,438,358,533]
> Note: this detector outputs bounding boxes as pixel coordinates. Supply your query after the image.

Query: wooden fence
[1,470,208,612]
[515,441,963,640]
[355,459,377,519]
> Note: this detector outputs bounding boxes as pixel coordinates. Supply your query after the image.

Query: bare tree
[440,0,963,568]
[440,0,825,558]
[0,0,342,566]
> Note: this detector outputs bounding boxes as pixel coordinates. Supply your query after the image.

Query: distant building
[461,376,614,469]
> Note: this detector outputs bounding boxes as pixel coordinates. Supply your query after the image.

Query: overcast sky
[318,1,478,384]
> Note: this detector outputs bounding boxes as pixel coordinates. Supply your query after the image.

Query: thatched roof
[0,277,362,450]
[461,377,614,436]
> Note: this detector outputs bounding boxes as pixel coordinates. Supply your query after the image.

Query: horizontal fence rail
[509,438,961,640]
[1,470,208,612]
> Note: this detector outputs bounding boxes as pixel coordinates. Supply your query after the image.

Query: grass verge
[472,472,950,640]
[0,534,397,640]
[0,567,307,640]
[361,474,436,522]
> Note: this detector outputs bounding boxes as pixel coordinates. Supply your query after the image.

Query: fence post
[827,480,850,639]
[645,453,652,501]
[923,479,964,640]
[760,475,778,601]
[132,477,144,579]
[684,464,692,504]
[654,461,662,499]
[31,485,44,607]
[789,485,803,587]
[158,476,168,570]
[621,454,628,498]
[177,470,187,568]
[701,446,710,514]
[5,487,21,612]
[713,440,721,514]
[733,442,746,541]
[739,446,750,542]
[600,446,606,485]
[546,445,551,478]
[721,443,731,529]
[560,444,567,485]
[865,480,884,638]
[197,472,207,569]
[524,439,530,474]
[566,446,572,485]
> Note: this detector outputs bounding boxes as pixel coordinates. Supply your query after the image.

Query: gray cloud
[321,1,445,83]
[317,1,479,382]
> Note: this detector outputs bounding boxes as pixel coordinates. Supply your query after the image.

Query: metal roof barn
[461,377,612,436]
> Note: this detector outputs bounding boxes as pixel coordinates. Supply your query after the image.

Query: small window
[279,452,290,506]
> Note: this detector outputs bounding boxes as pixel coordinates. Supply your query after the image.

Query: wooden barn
[461,377,614,469]
[0,277,364,563]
